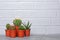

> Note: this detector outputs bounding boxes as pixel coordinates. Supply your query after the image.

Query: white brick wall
[0,0,60,35]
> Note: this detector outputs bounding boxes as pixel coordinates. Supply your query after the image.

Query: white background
[0,0,60,35]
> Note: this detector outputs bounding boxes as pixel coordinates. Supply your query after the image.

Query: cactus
[13,18,22,26]
[6,23,10,30]
[10,25,16,30]
[19,25,25,30]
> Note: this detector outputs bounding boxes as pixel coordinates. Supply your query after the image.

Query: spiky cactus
[10,25,16,30]
[13,18,22,26]
[19,25,25,30]
[6,23,10,30]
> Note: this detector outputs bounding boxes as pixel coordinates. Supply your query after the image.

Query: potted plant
[23,21,32,36]
[13,18,22,30]
[5,23,11,37]
[18,25,25,37]
[10,25,16,38]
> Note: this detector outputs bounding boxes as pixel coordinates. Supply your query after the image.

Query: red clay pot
[15,26,19,30]
[5,30,10,37]
[25,29,30,37]
[10,30,16,38]
[18,30,25,37]
[15,26,19,36]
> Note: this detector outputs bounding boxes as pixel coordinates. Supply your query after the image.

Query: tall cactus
[13,18,22,26]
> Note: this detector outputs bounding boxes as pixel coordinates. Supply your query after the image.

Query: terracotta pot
[15,26,19,32]
[18,30,25,37]
[5,30,10,37]
[10,30,16,38]
[15,26,19,30]
[15,26,19,36]
[25,29,30,37]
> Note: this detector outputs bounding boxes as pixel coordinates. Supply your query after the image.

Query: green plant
[10,26,16,30]
[13,19,22,26]
[19,25,25,30]
[23,21,32,29]
[6,24,10,30]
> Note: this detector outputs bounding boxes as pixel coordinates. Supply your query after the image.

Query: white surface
[0,35,60,40]
[0,0,60,35]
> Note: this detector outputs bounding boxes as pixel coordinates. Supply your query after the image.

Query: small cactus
[19,25,25,30]
[6,23,10,30]
[10,25,16,30]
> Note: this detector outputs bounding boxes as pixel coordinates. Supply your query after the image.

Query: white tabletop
[0,35,60,40]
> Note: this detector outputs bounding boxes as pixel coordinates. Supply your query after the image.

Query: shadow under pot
[10,30,16,38]
[25,29,30,37]
[5,30,10,37]
[18,30,25,37]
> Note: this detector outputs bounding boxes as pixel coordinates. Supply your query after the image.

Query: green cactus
[10,26,16,30]
[19,25,25,30]
[13,19,22,26]
[6,24,10,30]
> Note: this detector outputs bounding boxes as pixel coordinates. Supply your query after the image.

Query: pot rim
[18,30,25,31]
[25,29,31,30]
[5,29,10,31]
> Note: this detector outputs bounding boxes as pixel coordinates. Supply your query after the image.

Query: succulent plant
[22,21,32,29]
[6,23,10,30]
[19,25,25,30]
[13,18,22,26]
[10,25,16,30]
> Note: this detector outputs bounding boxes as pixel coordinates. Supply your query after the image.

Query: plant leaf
[29,23,32,28]
[27,21,29,27]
